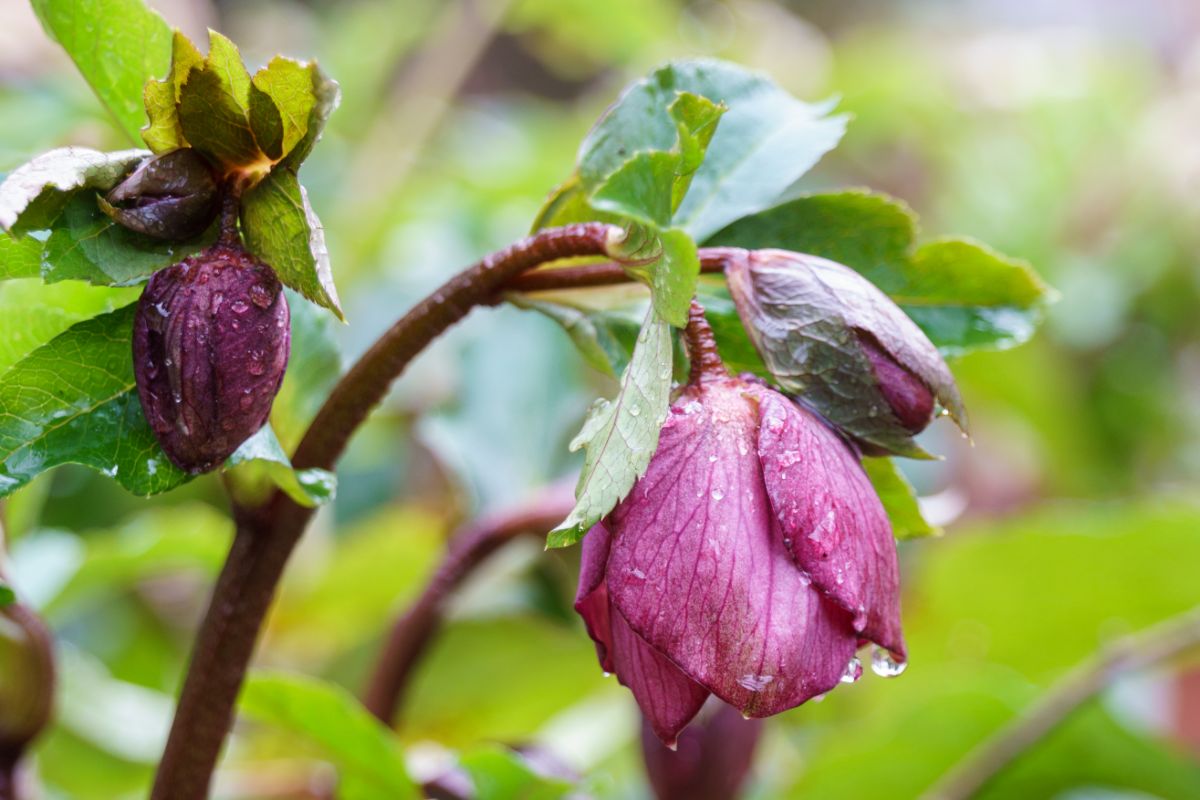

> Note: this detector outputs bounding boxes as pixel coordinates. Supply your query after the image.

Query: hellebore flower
[723,247,964,457]
[133,242,290,474]
[575,305,904,745]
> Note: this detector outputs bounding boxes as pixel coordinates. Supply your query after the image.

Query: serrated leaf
[0,147,146,236]
[0,280,140,374]
[0,232,43,281]
[280,63,340,171]
[176,32,264,171]
[250,57,318,161]
[506,295,646,379]
[41,192,211,285]
[31,0,172,144]
[549,308,672,547]
[240,168,343,318]
[239,671,418,799]
[0,304,189,499]
[708,191,1052,354]
[226,425,336,508]
[538,59,844,240]
[142,31,204,152]
[862,457,937,540]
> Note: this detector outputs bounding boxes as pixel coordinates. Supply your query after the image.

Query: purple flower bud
[641,700,762,800]
[575,374,904,745]
[100,149,218,240]
[0,602,54,756]
[857,331,935,434]
[132,243,290,474]
[724,248,964,457]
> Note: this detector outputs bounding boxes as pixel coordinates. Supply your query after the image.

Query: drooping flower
[574,304,904,745]
[132,242,290,473]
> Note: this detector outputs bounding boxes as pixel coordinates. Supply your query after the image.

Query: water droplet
[810,692,827,703]
[164,357,174,367]
[249,283,272,309]
[708,454,718,462]
[871,646,907,678]
[602,671,612,678]
[154,301,170,317]
[629,404,641,417]
[628,567,646,581]
[840,657,862,684]
[736,673,773,692]
[230,299,250,314]
[737,440,749,456]
[711,488,725,501]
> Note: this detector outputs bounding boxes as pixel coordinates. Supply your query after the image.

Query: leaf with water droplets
[549,307,673,547]
[0,147,147,236]
[241,168,343,319]
[0,304,189,499]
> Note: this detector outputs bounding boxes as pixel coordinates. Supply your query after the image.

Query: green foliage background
[2,0,1200,797]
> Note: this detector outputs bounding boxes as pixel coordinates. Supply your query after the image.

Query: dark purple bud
[100,149,218,240]
[575,371,905,745]
[641,700,762,800]
[724,248,965,457]
[132,243,290,474]
[857,331,935,434]
[0,602,55,757]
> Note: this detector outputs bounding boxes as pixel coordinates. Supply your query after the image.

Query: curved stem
[503,249,734,294]
[363,483,576,724]
[923,605,1200,800]
[151,224,617,800]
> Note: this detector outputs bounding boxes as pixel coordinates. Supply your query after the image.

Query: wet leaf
[549,307,672,547]
[226,425,336,508]
[862,457,936,540]
[0,147,147,236]
[141,31,204,152]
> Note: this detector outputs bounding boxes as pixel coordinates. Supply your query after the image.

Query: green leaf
[649,228,700,327]
[0,147,146,236]
[226,425,336,508]
[0,304,189,499]
[539,60,845,240]
[141,31,204,152]
[30,0,172,144]
[279,63,340,170]
[458,746,573,800]
[862,457,936,540]
[0,582,13,607]
[707,191,1053,354]
[0,232,48,281]
[240,168,343,318]
[239,671,418,799]
[250,57,319,161]
[0,280,140,375]
[41,192,211,286]
[176,32,264,171]
[549,308,672,547]
[271,288,342,449]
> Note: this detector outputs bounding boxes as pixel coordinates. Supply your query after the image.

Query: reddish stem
[362,484,576,724]
[684,300,729,385]
[503,249,736,294]
[151,224,617,800]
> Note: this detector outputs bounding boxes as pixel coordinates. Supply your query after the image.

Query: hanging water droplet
[840,657,862,684]
[249,283,272,309]
[871,646,907,678]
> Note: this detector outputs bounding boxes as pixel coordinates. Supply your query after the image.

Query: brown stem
[684,300,728,385]
[151,224,617,800]
[363,484,576,724]
[216,188,242,247]
[504,249,736,294]
[923,605,1200,800]
[0,752,17,800]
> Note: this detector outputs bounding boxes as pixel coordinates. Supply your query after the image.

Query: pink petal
[611,603,709,746]
[574,523,615,673]
[607,380,858,717]
[755,388,906,658]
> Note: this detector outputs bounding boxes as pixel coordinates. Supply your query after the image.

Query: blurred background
[3,0,1200,797]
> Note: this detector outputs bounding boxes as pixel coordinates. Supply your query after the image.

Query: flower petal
[755,388,906,658]
[574,523,615,673]
[607,380,858,717]
[611,603,708,746]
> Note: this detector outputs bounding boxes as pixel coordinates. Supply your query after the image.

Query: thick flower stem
[924,605,1200,800]
[151,223,617,800]
[503,248,738,294]
[363,484,576,724]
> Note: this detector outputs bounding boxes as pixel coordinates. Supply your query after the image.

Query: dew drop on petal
[840,657,863,684]
[711,488,725,501]
[871,646,907,678]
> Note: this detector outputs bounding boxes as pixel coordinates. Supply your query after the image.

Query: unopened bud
[0,603,54,755]
[100,149,218,240]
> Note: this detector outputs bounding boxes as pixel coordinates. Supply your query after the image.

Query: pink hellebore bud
[574,308,904,745]
[641,701,763,800]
